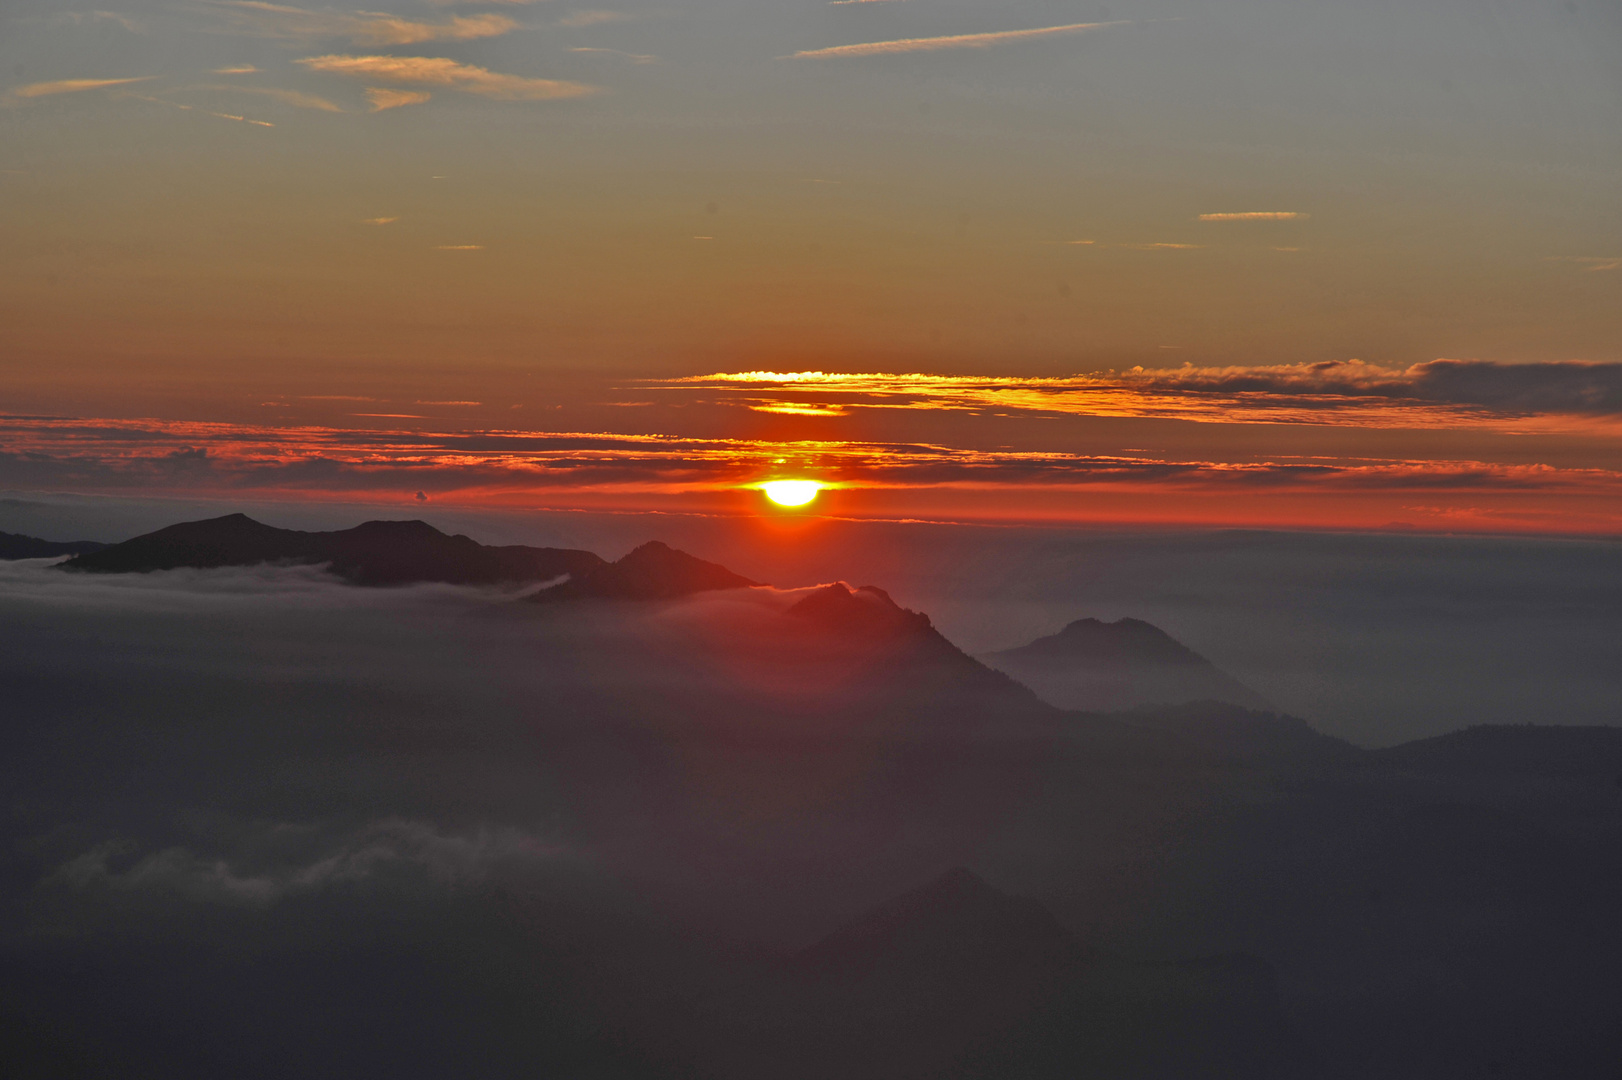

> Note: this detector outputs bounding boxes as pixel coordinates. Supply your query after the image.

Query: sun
[761,480,822,507]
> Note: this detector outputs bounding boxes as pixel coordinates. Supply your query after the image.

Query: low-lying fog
[8,493,1620,745]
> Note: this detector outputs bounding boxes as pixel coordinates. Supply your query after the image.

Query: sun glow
[761,480,821,507]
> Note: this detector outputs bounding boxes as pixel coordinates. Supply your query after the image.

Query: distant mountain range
[53,513,603,586]
[982,616,1274,713]
[5,510,1622,1078]
[684,866,1307,1079]
[0,530,107,559]
[24,512,1283,724]
[530,539,761,601]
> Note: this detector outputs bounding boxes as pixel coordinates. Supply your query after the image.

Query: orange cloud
[365,87,429,111]
[664,360,1622,433]
[7,76,152,100]
[207,2,517,45]
[300,55,594,100]
[3,415,1620,536]
[197,84,344,111]
[1198,211,1308,221]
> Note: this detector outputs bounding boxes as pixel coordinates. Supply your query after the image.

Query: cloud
[114,90,278,125]
[1546,255,1621,272]
[569,46,654,63]
[300,54,594,100]
[57,10,143,31]
[362,215,399,224]
[51,820,563,907]
[3,410,1620,531]
[1198,211,1308,222]
[7,76,152,99]
[434,244,483,250]
[214,64,259,74]
[788,20,1125,59]
[558,9,629,26]
[197,83,344,111]
[667,361,1622,429]
[206,1,517,45]
[365,87,430,110]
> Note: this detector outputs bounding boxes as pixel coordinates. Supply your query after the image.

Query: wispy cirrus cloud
[663,360,1622,432]
[193,83,344,111]
[1546,255,1621,272]
[204,1,517,45]
[6,76,152,100]
[1198,211,1308,222]
[569,46,654,63]
[300,54,594,100]
[56,10,143,32]
[558,9,629,27]
[365,87,430,110]
[788,20,1125,59]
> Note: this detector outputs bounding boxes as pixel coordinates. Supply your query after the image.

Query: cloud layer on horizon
[2,409,1620,535]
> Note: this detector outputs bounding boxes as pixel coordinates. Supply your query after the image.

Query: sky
[2,0,1621,530]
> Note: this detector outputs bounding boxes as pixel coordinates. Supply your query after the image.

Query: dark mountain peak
[1027,617,1205,666]
[345,519,445,538]
[57,514,602,587]
[0,531,108,560]
[787,582,933,638]
[797,867,1075,975]
[531,540,761,602]
[156,513,275,536]
[983,615,1273,713]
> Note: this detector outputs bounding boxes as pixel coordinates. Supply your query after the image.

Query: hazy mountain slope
[0,531,106,559]
[55,513,604,586]
[982,617,1274,712]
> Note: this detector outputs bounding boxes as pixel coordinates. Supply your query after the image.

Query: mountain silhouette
[529,540,762,601]
[787,582,934,639]
[749,869,1303,1080]
[55,513,604,586]
[982,617,1273,712]
[1374,723,1622,781]
[795,867,1078,978]
[0,531,107,559]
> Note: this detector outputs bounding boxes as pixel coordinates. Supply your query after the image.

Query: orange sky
[2,0,1619,535]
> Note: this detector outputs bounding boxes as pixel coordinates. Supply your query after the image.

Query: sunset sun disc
[762,480,821,507]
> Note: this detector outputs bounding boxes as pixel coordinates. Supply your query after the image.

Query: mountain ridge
[0,530,107,559]
[56,513,605,587]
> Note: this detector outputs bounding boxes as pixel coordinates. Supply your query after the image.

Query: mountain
[695,868,1307,1080]
[1373,724,1622,782]
[1111,701,1360,766]
[795,867,1078,979]
[55,513,604,586]
[529,540,762,601]
[982,617,1274,712]
[787,582,934,639]
[0,531,107,559]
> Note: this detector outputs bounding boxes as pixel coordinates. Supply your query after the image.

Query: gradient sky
[3,0,1620,532]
